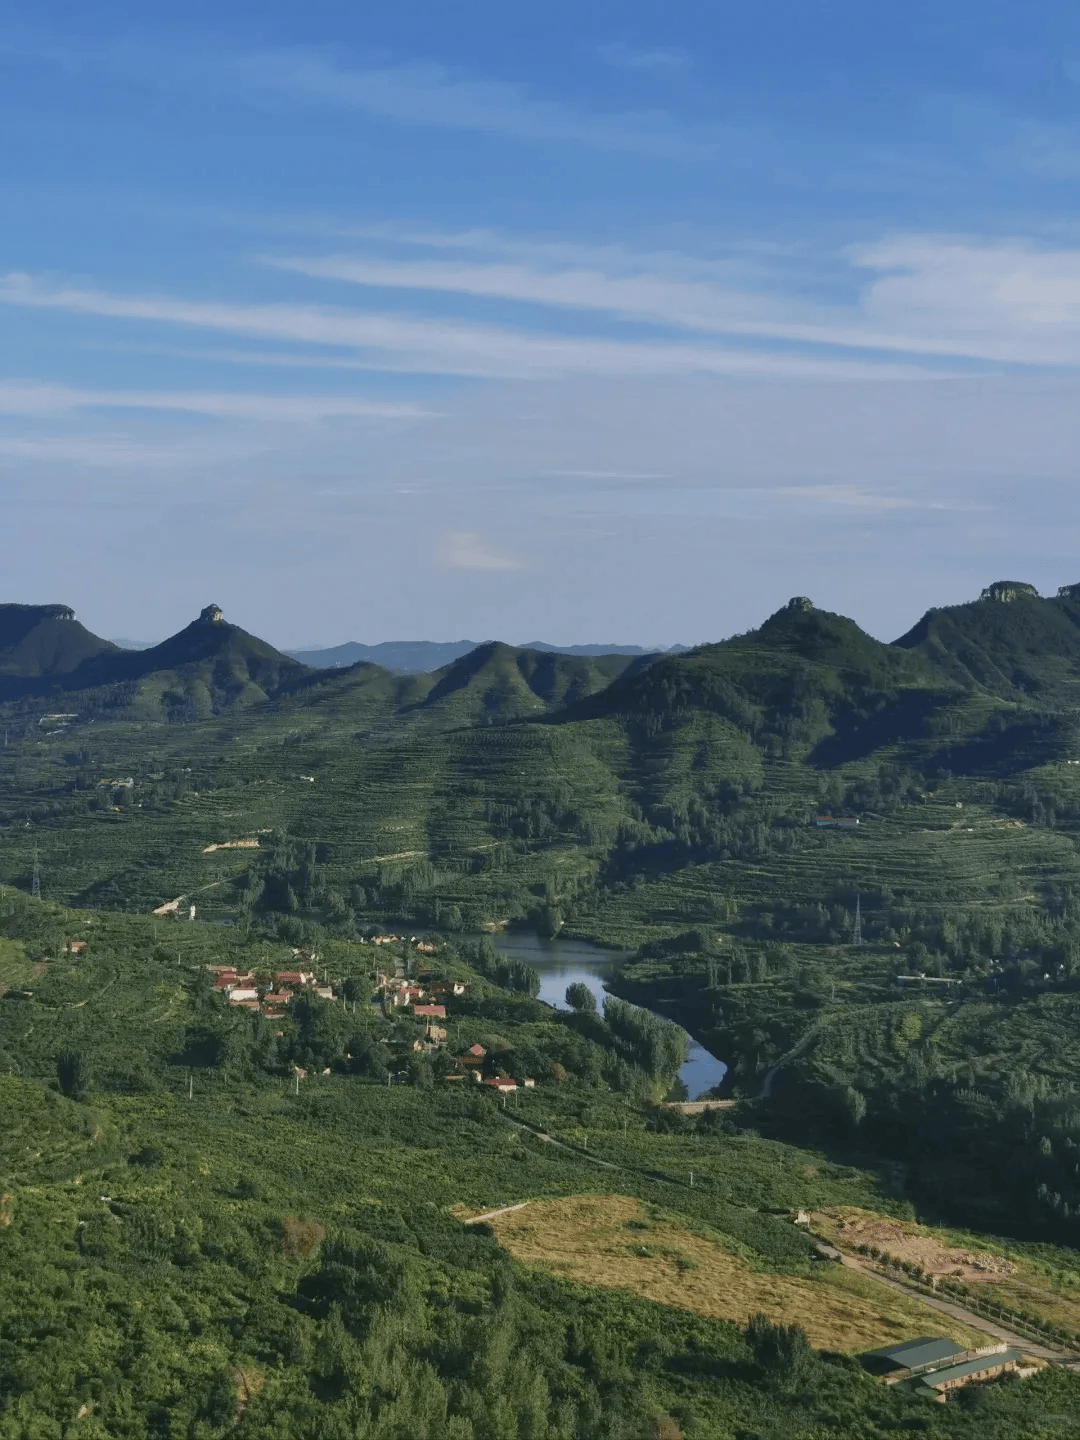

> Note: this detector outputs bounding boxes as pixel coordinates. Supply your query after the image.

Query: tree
[565,982,597,1014]
[56,1049,90,1099]
[745,1313,817,1391]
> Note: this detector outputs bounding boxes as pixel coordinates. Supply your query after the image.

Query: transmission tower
[31,849,40,901]
[852,892,863,946]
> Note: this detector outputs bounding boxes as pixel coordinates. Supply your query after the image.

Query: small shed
[862,1338,963,1379]
[911,1350,1021,1400]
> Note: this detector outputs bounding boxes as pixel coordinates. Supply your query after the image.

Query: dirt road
[837,1253,1070,1362]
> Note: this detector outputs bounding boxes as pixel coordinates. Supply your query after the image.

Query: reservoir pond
[476,932,727,1101]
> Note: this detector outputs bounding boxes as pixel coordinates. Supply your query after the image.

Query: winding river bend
[481,932,727,1101]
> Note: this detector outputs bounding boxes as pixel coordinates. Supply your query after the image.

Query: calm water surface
[477,932,727,1101]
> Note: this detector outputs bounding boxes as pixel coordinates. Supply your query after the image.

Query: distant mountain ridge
[13,579,1080,727]
[287,639,686,672]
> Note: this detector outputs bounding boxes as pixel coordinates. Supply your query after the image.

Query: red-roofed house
[413,1003,446,1019]
[428,980,467,997]
[484,1077,518,1093]
[275,971,307,987]
[263,992,290,1006]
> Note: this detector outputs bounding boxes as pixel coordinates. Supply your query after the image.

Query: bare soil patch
[815,1208,1016,1282]
[815,1206,1080,1335]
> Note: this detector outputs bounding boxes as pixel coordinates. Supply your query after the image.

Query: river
[479,932,727,1101]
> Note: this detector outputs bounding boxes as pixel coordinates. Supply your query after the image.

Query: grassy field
[485,1193,986,1352]
[0,936,40,995]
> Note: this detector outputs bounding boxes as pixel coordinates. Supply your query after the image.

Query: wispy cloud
[0,434,189,467]
[0,380,437,422]
[264,231,1080,368]
[0,272,943,380]
[597,42,690,74]
[435,530,523,570]
[776,484,987,512]
[0,34,731,160]
[221,49,716,160]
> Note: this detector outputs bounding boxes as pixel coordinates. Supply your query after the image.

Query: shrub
[279,1215,325,1260]
[745,1313,818,1391]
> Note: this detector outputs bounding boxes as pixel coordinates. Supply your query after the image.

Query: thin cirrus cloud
[6,38,721,160]
[0,380,437,422]
[223,49,718,160]
[435,530,523,571]
[263,236,1080,368]
[0,272,946,381]
[596,42,691,74]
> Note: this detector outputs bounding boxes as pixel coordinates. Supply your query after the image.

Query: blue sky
[5,1,1080,647]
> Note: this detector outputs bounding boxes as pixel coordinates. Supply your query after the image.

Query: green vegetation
[8,583,1080,1431]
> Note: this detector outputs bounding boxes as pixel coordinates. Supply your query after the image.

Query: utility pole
[188,1072,193,1100]
[853,893,863,946]
[31,849,40,901]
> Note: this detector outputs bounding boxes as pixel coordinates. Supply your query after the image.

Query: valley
[7,583,1080,1434]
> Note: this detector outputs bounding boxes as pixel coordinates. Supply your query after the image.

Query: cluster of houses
[200,948,540,1092]
[444,1042,536,1093]
[370,933,437,955]
[374,969,537,1091]
[378,971,467,1012]
[206,962,333,1018]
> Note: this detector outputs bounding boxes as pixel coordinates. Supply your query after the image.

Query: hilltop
[0,603,119,688]
[0,603,313,718]
[404,641,656,723]
[895,579,1080,704]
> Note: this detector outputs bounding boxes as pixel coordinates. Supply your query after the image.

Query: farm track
[834,1252,1073,1362]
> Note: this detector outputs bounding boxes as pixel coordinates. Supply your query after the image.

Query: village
[204,934,537,1093]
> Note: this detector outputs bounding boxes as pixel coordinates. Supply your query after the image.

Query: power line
[31,849,40,902]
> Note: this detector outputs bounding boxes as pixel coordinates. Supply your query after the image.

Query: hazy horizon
[6,2,1080,645]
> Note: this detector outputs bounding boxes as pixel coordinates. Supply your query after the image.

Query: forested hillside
[8,582,1080,1433]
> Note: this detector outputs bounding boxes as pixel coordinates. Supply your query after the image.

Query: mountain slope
[894,580,1080,705]
[407,642,658,723]
[0,604,119,682]
[558,596,960,760]
[0,604,314,717]
[287,638,683,672]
